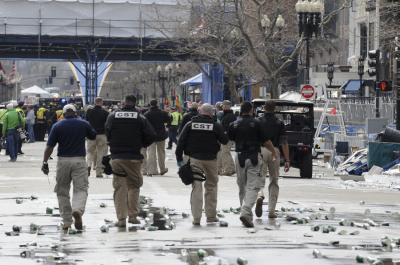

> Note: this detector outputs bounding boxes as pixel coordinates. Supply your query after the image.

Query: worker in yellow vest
[51,105,64,124]
[36,103,50,141]
[166,107,180,150]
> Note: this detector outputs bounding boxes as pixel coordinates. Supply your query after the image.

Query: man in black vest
[255,100,290,218]
[220,100,237,176]
[227,101,277,228]
[86,97,110,178]
[144,98,171,176]
[176,103,228,225]
[105,94,156,227]
[179,102,198,132]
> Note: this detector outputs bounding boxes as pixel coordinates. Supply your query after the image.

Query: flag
[175,94,181,110]
[7,60,16,86]
[329,107,336,115]
[0,61,5,74]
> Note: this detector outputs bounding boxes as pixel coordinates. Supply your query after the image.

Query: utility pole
[394,55,400,129]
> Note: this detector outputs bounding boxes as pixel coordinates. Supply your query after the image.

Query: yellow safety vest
[0,109,7,124]
[56,110,64,122]
[16,107,25,119]
[170,111,180,126]
[37,108,45,120]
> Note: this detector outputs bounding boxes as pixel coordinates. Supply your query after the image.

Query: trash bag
[382,127,400,143]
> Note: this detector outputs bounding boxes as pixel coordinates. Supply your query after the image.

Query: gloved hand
[177,161,184,168]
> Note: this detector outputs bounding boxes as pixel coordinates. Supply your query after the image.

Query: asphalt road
[0,141,399,264]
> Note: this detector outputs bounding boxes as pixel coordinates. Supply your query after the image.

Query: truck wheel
[300,154,313,179]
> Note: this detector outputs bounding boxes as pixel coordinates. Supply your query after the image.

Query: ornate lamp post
[358,56,365,97]
[296,0,323,84]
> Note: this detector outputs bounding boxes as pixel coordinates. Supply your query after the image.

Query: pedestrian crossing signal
[380,80,392,91]
[165,99,169,104]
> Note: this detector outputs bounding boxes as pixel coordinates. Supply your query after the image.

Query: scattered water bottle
[313,249,322,258]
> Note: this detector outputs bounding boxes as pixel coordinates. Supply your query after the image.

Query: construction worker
[166,107,180,150]
[0,106,7,143]
[37,104,50,141]
[52,105,64,124]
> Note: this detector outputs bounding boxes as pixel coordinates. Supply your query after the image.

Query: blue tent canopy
[181,73,202,86]
[340,80,365,95]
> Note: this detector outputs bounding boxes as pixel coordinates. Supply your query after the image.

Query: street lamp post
[296,0,323,85]
[157,65,168,109]
[358,56,365,97]
[327,62,334,87]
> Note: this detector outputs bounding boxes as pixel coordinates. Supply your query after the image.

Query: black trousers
[34,124,39,141]
[38,123,47,141]
[167,126,178,148]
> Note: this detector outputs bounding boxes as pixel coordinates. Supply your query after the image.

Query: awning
[340,80,364,95]
[181,73,202,86]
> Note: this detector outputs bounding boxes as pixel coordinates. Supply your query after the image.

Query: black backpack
[178,158,206,185]
[102,155,127,177]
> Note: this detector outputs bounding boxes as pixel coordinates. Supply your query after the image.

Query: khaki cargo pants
[221,140,235,174]
[86,134,107,176]
[111,159,143,220]
[147,140,166,174]
[55,156,89,225]
[190,158,218,220]
[259,147,280,212]
[235,153,263,220]
[140,148,148,174]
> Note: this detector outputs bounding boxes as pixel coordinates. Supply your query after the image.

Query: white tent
[20,86,50,101]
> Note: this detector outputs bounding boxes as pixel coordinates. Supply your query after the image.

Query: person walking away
[41,104,96,230]
[105,95,155,227]
[0,106,8,145]
[227,101,277,227]
[1,103,25,162]
[144,98,171,176]
[52,105,64,125]
[16,102,26,155]
[166,107,180,150]
[179,102,198,132]
[215,102,223,174]
[33,105,39,141]
[176,103,228,225]
[85,97,109,178]
[220,100,237,176]
[255,100,290,218]
[47,103,56,136]
[25,105,35,143]
[37,104,50,141]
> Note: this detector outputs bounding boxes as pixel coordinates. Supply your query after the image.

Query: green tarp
[367,142,400,169]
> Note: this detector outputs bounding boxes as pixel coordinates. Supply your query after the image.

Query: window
[360,24,367,58]
[368,22,374,50]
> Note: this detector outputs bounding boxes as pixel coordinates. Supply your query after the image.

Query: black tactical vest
[233,117,261,153]
[259,114,281,147]
[185,116,220,155]
[109,110,143,155]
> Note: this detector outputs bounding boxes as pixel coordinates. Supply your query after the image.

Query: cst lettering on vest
[191,122,214,131]
[115,112,138,119]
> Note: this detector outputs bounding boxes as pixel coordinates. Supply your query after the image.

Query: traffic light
[51,66,56,77]
[70,77,74,85]
[165,99,169,105]
[380,80,392,91]
[367,50,379,77]
[49,77,53,84]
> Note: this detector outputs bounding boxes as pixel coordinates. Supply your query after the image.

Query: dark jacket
[179,108,198,132]
[105,105,156,160]
[86,105,110,135]
[176,114,228,161]
[144,106,171,142]
[220,109,237,132]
